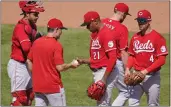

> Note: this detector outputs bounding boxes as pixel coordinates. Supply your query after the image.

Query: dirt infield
[1,1,170,33]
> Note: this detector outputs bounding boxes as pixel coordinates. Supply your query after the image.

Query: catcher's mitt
[87,80,106,101]
[124,72,145,86]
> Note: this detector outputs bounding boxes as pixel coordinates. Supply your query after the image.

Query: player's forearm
[102,50,117,83]
[101,71,110,84]
[77,58,90,64]
[56,63,73,72]
[21,41,32,56]
[121,50,129,69]
[102,58,116,83]
[26,59,32,72]
[146,56,166,73]
[126,55,134,69]
[83,59,91,64]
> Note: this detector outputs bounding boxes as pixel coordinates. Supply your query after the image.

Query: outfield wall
[1,1,169,33]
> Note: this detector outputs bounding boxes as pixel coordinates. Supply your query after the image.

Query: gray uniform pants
[129,71,160,106]
[92,67,118,106]
[35,88,66,106]
[112,60,130,106]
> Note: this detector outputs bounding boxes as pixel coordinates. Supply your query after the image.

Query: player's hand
[124,68,130,77]
[70,59,80,68]
[100,78,107,85]
[133,75,141,81]
[76,58,85,64]
[132,71,146,83]
[133,69,147,81]
[134,69,148,80]
[140,69,148,75]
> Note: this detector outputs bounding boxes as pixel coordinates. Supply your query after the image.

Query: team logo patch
[139,12,143,16]
[160,46,166,52]
[108,41,114,48]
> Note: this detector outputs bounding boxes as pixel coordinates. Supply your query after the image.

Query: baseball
[73,59,79,65]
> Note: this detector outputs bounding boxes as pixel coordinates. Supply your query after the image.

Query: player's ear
[148,21,151,25]
[94,19,100,26]
[26,13,30,17]
[55,28,59,33]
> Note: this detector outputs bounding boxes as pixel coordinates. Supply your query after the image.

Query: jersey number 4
[150,55,154,62]
[93,52,100,59]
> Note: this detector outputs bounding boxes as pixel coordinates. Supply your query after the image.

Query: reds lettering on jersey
[134,40,154,53]
[102,18,129,59]
[128,30,168,71]
[90,26,117,69]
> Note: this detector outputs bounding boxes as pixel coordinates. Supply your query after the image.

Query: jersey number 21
[93,52,100,59]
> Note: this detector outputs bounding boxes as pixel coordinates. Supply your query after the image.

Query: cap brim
[134,17,146,20]
[126,13,131,16]
[60,27,68,30]
[20,13,24,15]
[80,22,90,26]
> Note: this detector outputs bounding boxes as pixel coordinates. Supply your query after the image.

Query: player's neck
[110,14,120,22]
[97,23,104,32]
[47,33,55,38]
[140,27,152,36]
[145,27,152,34]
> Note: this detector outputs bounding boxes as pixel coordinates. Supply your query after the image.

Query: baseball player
[27,18,80,106]
[102,3,131,106]
[78,11,118,106]
[7,1,44,106]
[126,9,168,106]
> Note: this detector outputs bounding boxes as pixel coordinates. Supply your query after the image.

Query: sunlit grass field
[1,24,170,106]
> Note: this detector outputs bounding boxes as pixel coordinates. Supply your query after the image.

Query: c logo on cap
[139,12,143,16]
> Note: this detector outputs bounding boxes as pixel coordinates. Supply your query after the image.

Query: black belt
[90,67,106,72]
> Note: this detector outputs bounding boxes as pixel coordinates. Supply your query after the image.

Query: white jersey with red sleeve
[102,18,129,59]
[128,30,168,71]
[89,26,117,69]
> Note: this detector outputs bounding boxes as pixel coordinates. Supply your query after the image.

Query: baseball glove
[124,72,145,86]
[87,80,106,101]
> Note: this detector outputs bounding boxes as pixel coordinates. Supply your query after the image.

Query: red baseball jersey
[128,30,168,71]
[10,18,37,62]
[28,36,64,93]
[90,26,117,69]
[102,18,129,59]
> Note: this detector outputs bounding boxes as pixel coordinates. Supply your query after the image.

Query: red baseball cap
[47,18,67,30]
[114,3,131,16]
[80,11,100,26]
[135,9,152,20]
[19,0,45,13]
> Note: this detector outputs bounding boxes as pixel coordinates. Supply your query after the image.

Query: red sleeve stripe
[157,52,168,56]
[105,48,117,52]
[20,39,30,44]
[120,46,128,50]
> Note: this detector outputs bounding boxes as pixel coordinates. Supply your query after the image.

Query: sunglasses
[136,18,149,24]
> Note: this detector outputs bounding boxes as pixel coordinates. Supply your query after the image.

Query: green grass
[1,24,170,106]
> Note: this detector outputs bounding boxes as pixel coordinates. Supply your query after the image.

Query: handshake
[70,58,89,68]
